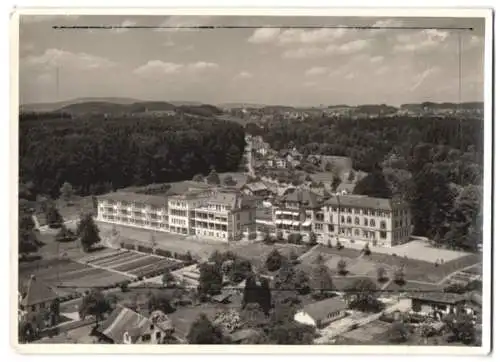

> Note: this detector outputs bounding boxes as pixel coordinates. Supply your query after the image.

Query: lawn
[311,245,481,284]
[227,242,309,270]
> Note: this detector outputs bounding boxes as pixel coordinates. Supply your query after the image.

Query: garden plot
[78,249,128,264]
[93,252,147,268]
[113,256,163,273]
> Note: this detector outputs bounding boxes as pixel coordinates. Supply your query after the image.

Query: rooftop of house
[336,182,356,193]
[324,194,407,211]
[98,191,168,207]
[165,180,213,196]
[20,275,59,308]
[408,292,467,305]
[97,305,173,344]
[230,328,262,343]
[242,181,269,192]
[199,190,254,210]
[300,297,348,322]
[279,189,323,209]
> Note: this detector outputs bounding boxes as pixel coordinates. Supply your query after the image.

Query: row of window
[195,229,228,239]
[195,222,228,231]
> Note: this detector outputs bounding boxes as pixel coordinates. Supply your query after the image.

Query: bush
[337,259,348,276]
[336,240,344,250]
[362,243,371,256]
[326,240,333,248]
[265,249,284,272]
[287,233,302,245]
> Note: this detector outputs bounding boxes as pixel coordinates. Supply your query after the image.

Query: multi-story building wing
[167,190,213,236]
[96,192,169,232]
[272,189,324,242]
[194,191,256,241]
[322,194,412,247]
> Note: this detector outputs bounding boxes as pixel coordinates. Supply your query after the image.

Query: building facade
[272,190,412,247]
[96,189,256,243]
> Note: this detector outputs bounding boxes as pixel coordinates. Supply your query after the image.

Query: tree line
[19,114,245,199]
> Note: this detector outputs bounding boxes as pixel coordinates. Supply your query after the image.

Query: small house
[96,305,174,344]
[241,182,270,198]
[294,297,348,328]
[19,275,59,320]
[408,292,467,319]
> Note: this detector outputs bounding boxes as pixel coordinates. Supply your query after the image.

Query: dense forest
[19,114,245,199]
[246,115,484,251]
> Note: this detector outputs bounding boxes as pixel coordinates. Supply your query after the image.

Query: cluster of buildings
[97,180,413,247]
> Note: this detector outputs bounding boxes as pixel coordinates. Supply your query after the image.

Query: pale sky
[19,15,485,106]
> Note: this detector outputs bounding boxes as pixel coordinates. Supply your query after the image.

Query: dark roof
[21,275,59,307]
[211,290,233,303]
[281,189,322,208]
[301,297,348,322]
[97,305,151,343]
[230,328,261,342]
[242,182,269,192]
[98,192,168,208]
[408,292,466,305]
[324,194,407,211]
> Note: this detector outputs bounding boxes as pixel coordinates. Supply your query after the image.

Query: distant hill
[20,97,142,112]
[218,102,268,109]
[168,100,204,106]
[177,104,223,118]
[401,102,484,111]
[354,104,398,114]
[56,101,177,115]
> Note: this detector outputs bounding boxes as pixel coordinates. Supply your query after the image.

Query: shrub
[394,266,405,286]
[336,240,344,250]
[265,249,284,272]
[376,266,388,283]
[287,233,302,245]
[326,240,333,248]
[337,259,348,276]
[362,243,371,256]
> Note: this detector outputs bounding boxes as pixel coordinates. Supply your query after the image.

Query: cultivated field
[19,258,133,298]
[78,248,184,279]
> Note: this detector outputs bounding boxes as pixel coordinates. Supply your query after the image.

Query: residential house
[294,297,348,328]
[241,181,270,198]
[96,305,174,344]
[408,292,467,320]
[19,275,60,326]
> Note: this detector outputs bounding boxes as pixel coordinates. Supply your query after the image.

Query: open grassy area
[228,242,309,270]
[309,245,481,284]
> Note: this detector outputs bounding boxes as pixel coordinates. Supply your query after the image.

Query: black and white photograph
[13,8,492,352]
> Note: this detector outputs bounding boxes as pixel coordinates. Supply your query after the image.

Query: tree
[162,270,176,288]
[268,321,315,344]
[353,168,392,199]
[223,175,237,186]
[192,174,205,182]
[76,213,101,252]
[388,321,410,343]
[198,262,223,296]
[273,260,300,305]
[347,170,356,182]
[265,249,284,272]
[295,269,310,295]
[206,169,221,185]
[242,275,272,314]
[147,291,175,314]
[346,278,382,312]
[362,243,371,256]
[326,239,333,248]
[19,212,40,256]
[337,258,348,276]
[444,312,475,345]
[60,182,74,204]
[394,265,406,286]
[287,233,302,244]
[187,314,227,344]
[311,263,334,300]
[79,289,111,328]
[46,204,63,228]
[228,258,253,283]
[331,175,342,191]
[376,266,388,283]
